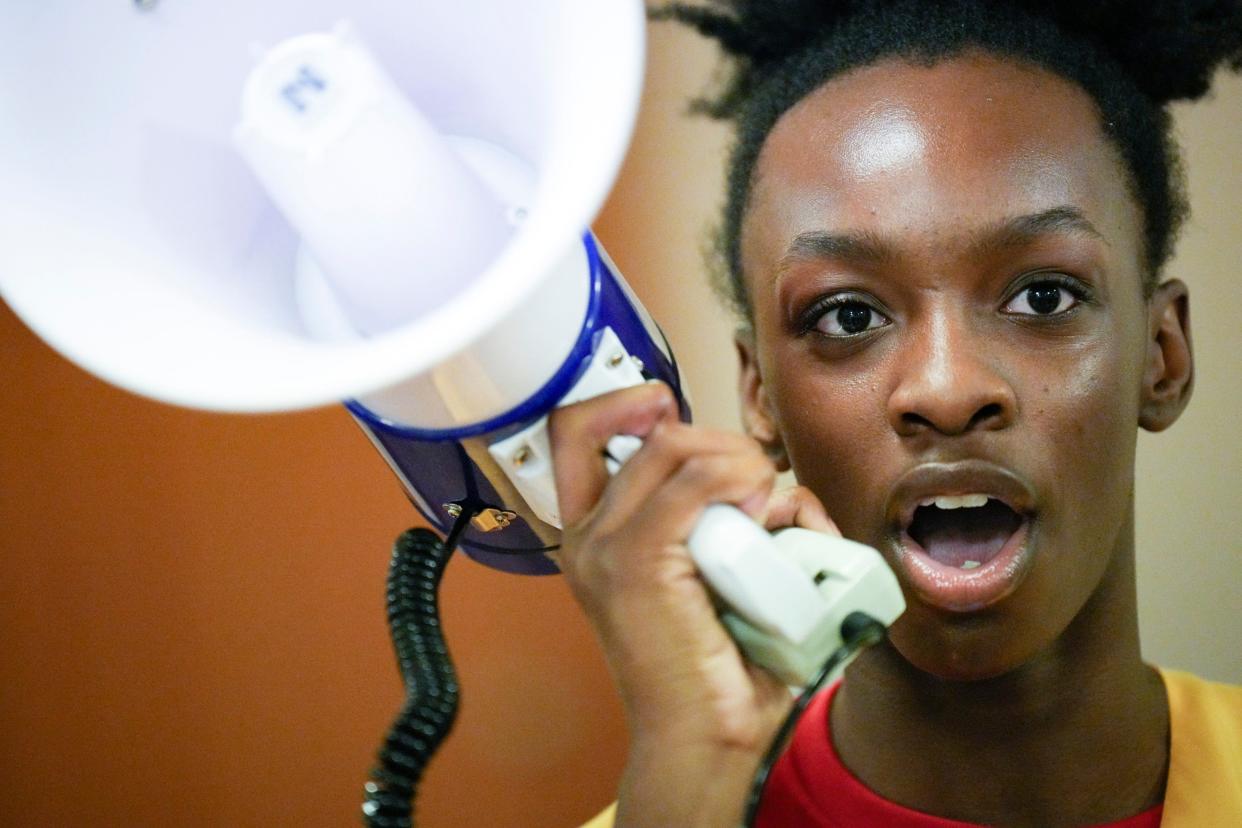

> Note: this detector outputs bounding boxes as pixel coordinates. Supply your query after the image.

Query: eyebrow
[781,228,894,270]
[971,206,1106,255]
[776,205,1105,278]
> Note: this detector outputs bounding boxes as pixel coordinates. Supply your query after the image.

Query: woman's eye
[1003,281,1080,316]
[815,300,889,336]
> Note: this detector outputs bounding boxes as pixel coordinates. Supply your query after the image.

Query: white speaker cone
[234,23,515,338]
[0,0,645,415]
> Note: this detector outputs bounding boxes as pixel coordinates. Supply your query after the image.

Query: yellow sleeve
[579,802,617,828]
[1159,667,1242,826]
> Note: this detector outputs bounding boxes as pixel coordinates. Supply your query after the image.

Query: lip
[885,460,1037,613]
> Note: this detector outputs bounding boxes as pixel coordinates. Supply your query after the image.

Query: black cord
[742,612,887,827]
[361,519,469,828]
[358,511,882,827]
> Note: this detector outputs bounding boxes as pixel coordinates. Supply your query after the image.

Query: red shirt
[755,682,1163,827]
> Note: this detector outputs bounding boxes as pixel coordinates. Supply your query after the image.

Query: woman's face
[737,53,1181,679]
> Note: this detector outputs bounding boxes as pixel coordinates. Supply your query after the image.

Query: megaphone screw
[442,503,463,518]
[607,352,625,368]
[512,446,533,467]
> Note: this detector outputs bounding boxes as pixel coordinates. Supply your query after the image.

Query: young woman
[554,1,1242,825]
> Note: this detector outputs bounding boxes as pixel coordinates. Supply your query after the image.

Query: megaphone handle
[607,425,906,684]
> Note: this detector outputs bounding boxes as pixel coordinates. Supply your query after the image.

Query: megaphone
[0,0,902,685]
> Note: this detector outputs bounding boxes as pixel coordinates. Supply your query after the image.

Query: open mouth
[888,462,1037,612]
[907,495,1025,570]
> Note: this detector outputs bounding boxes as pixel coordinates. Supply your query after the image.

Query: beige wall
[1133,74,1242,682]
[1,16,1237,828]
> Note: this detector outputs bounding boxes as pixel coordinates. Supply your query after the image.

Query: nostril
[889,366,1017,436]
[900,411,936,432]
[897,402,1009,436]
[970,402,1006,429]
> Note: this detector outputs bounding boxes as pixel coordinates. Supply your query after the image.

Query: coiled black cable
[358,518,885,826]
[362,525,463,828]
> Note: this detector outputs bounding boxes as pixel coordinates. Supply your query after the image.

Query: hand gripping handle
[604,434,831,645]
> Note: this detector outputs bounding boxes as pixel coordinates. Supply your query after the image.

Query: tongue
[910,501,1021,568]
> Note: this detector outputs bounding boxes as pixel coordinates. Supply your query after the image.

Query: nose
[887,311,1017,438]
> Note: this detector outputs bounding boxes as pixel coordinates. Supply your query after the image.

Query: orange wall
[0,297,628,826]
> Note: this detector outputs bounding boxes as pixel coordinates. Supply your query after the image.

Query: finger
[619,447,778,548]
[593,424,772,534]
[761,486,841,536]
[564,443,776,603]
[549,382,679,526]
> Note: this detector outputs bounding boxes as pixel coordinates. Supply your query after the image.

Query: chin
[888,611,1038,683]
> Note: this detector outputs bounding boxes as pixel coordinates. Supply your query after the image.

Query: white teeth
[919,494,990,510]
[960,560,981,570]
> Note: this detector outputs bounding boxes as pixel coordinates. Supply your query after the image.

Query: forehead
[743,52,1140,272]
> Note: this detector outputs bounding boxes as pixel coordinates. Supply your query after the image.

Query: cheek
[1030,323,1144,500]
[763,362,892,535]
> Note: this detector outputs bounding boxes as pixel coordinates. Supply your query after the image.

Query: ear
[735,328,790,471]
[1139,279,1194,432]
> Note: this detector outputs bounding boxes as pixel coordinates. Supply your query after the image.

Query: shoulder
[579,801,616,828]
[1159,667,1242,825]
[1162,667,1242,739]
[1163,665,1242,699]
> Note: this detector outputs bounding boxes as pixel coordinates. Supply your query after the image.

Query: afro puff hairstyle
[655,0,1242,319]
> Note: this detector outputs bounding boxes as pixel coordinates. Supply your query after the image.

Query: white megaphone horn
[0,0,903,687]
[0,0,640,415]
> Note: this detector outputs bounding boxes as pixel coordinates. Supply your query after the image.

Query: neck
[831,519,1170,827]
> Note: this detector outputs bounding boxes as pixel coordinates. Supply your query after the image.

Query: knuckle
[672,447,772,499]
[558,528,613,590]
[645,380,678,411]
[559,526,659,618]
[678,453,714,485]
[680,453,734,490]
[644,420,688,456]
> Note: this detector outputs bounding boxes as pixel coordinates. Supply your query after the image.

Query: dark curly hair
[655,0,1242,319]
